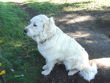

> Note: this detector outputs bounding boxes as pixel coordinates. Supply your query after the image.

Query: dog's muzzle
[24,29,28,34]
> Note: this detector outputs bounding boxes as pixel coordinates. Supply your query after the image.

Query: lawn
[0,1,44,83]
[0,0,110,83]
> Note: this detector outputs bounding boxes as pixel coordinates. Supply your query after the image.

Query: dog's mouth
[24,29,39,40]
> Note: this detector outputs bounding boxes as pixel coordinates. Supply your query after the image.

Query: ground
[38,11,110,83]
[0,0,110,83]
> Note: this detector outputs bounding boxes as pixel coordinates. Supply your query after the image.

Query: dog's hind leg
[64,59,79,76]
[68,69,79,76]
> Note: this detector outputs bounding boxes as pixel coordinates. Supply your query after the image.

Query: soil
[22,5,110,83]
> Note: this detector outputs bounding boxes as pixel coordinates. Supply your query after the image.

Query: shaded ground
[22,5,110,83]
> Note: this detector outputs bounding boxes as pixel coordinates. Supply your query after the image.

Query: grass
[0,0,110,83]
[0,1,44,83]
[25,0,110,16]
[24,1,62,16]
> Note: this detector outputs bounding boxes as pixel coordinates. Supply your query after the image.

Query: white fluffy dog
[24,14,97,81]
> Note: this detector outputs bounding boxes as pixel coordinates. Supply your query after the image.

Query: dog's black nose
[24,29,28,33]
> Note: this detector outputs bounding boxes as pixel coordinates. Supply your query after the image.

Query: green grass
[0,0,110,83]
[0,2,44,83]
[25,2,62,16]
[25,0,110,16]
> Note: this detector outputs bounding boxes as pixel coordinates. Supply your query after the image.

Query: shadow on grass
[22,1,93,17]
[22,1,110,17]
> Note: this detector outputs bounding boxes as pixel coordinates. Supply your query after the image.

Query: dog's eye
[33,24,37,27]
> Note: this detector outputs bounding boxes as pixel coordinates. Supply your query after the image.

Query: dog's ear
[43,17,55,31]
[49,17,55,27]
[41,17,56,39]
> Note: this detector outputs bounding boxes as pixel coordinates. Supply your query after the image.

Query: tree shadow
[55,13,110,59]
[21,1,93,17]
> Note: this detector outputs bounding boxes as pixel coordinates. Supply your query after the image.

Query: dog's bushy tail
[79,61,97,82]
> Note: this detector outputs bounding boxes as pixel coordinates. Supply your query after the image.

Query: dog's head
[24,14,56,41]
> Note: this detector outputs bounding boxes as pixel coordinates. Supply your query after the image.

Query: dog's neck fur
[39,34,55,44]
[34,26,62,45]
[37,25,57,44]
[34,30,56,45]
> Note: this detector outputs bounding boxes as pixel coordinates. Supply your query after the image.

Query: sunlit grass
[63,0,110,11]
[0,2,43,83]
[24,0,110,16]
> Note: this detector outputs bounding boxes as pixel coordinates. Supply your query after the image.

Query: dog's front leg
[41,61,55,75]
[42,59,50,70]
[42,64,48,70]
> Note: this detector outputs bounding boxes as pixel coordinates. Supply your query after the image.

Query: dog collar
[40,34,55,44]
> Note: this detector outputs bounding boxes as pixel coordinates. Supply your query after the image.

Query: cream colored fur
[24,14,97,81]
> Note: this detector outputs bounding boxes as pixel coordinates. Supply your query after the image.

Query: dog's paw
[68,71,75,76]
[68,70,78,76]
[42,65,48,70]
[41,70,50,75]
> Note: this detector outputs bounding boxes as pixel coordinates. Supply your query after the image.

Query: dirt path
[21,5,110,83]
[55,13,110,59]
